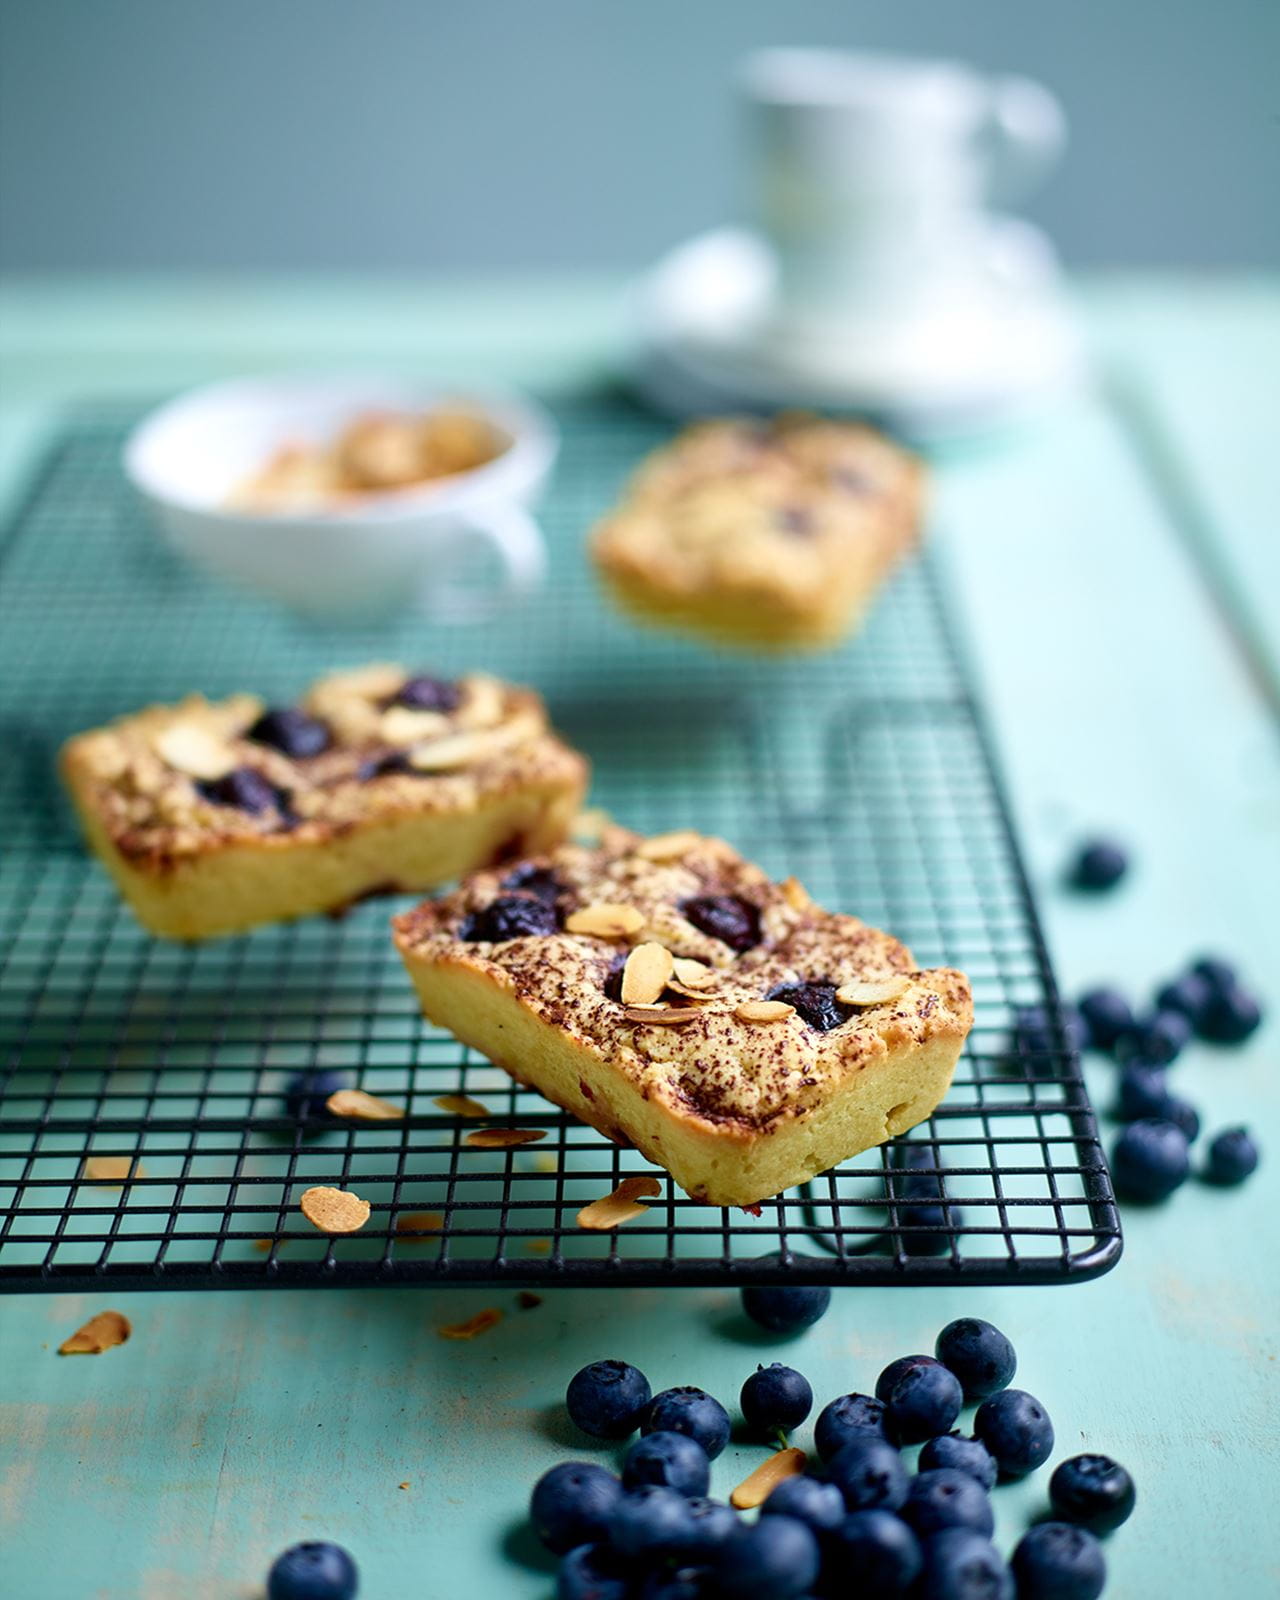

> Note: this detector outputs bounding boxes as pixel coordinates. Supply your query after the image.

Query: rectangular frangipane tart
[392,828,972,1206]
[60,665,589,940]
[591,415,925,652]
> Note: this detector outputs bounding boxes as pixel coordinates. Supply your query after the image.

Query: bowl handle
[416,501,548,623]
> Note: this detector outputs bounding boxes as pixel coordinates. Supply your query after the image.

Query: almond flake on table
[437,1308,504,1340]
[576,1175,662,1230]
[464,1128,547,1149]
[83,1155,145,1186]
[325,1088,405,1121]
[730,1447,808,1509]
[433,1094,491,1118]
[394,1211,444,1235]
[58,1310,132,1356]
[299,1185,371,1234]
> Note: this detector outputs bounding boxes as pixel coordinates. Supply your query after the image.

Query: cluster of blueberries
[530,1314,1132,1599]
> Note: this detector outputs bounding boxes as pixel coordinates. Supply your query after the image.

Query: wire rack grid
[0,397,1120,1291]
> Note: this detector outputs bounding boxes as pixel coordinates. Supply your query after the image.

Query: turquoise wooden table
[0,276,1277,1600]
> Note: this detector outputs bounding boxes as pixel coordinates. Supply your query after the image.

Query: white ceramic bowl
[124,375,558,622]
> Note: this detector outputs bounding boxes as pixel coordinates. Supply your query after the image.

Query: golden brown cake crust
[591,415,925,650]
[393,828,972,1142]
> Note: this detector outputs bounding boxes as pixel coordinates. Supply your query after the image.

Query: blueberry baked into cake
[393,827,972,1205]
[61,665,588,939]
[591,414,925,652]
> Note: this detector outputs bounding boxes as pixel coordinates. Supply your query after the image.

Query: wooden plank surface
[0,276,1276,1600]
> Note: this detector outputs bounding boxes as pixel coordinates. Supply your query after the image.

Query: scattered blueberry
[740,1364,813,1435]
[1154,972,1214,1030]
[1198,984,1263,1045]
[608,1485,696,1560]
[1190,955,1236,993]
[1116,1008,1191,1066]
[392,675,462,713]
[918,1433,998,1491]
[885,1361,963,1444]
[1115,1064,1173,1122]
[557,1543,630,1600]
[643,1388,731,1460]
[823,1507,923,1596]
[501,863,564,904]
[1048,1453,1136,1535]
[282,1069,348,1122]
[1011,1004,1088,1065]
[814,1392,888,1460]
[266,1541,358,1600]
[1011,1521,1106,1600]
[1068,839,1128,891]
[679,1496,739,1554]
[1161,1095,1201,1143]
[875,1354,944,1405]
[713,1515,820,1600]
[765,981,849,1032]
[1204,1126,1260,1186]
[917,1528,1014,1600]
[1110,1118,1191,1202]
[973,1389,1055,1479]
[530,1462,622,1554]
[740,1271,831,1335]
[1077,988,1134,1052]
[622,1431,710,1497]
[759,1474,845,1534]
[900,1468,995,1539]
[197,766,289,816]
[247,707,331,761]
[825,1437,910,1512]
[566,1360,651,1440]
[934,1317,1017,1401]
[460,893,558,942]
[681,894,762,952]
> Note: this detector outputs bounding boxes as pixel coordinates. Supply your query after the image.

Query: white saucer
[630,226,1086,440]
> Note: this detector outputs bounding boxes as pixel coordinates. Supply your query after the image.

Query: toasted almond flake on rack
[438,1308,503,1341]
[735,1000,796,1023]
[566,902,646,938]
[671,957,716,989]
[635,830,702,862]
[299,1185,371,1234]
[395,1211,444,1235]
[465,1127,548,1149]
[326,1088,405,1121]
[780,876,812,911]
[380,705,450,746]
[434,1094,492,1118]
[621,942,675,1005]
[517,1291,543,1310]
[577,1175,663,1231]
[533,1152,559,1173]
[152,723,235,780]
[252,1237,285,1254]
[836,975,911,1007]
[58,1309,132,1356]
[623,1005,700,1026]
[524,1238,552,1254]
[83,1155,145,1186]
[730,1447,808,1509]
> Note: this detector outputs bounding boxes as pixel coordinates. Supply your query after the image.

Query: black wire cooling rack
[0,396,1120,1291]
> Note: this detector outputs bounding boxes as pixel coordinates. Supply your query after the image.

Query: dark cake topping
[246,706,332,761]
[501,864,564,905]
[391,675,463,714]
[767,981,850,1033]
[197,766,295,822]
[461,893,559,943]
[682,894,762,952]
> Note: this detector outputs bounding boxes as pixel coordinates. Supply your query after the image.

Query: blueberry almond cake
[61,665,589,939]
[392,828,972,1205]
[591,414,925,652]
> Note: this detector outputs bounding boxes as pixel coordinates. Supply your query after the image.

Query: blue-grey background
[1,0,1277,273]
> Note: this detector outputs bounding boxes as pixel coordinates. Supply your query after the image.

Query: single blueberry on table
[460,892,559,942]
[886,1361,963,1444]
[814,1392,888,1460]
[1049,1453,1137,1535]
[740,1270,831,1335]
[679,1496,739,1554]
[282,1069,348,1122]
[566,1359,652,1440]
[825,1436,910,1512]
[901,1467,995,1539]
[1204,1126,1260,1186]
[1110,1118,1191,1202]
[917,1527,1014,1600]
[765,980,850,1032]
[740,1363,813,1435]
[713,1514,820,1600]
[824,1507,923,1596]
[1115,1008,1192,1066]
[266,1541,358,1600]
[557,1543,630,1600]
[1198,984,1263,1045]
[760,1473,845,1534]
[1077,987,1134,1052]
[1068,839,1128,891]
[1010,1004,1087,1067]
[643,1387,731,1460]
[247,706,331,760]
[607,1484,697,1560]
[392,674,462,713]
[622,1431,711,1497]
[1154,971,1214,1029]
[530,1462,623,1554]
[1011,1521,1107,1600]
[972,1389,1055,1479]
[918,1432,998,1491]
[197,766,291,817]
[875,1353,944,1405]
[934,1316,1017,1400]
[1115,1063,1173,1122]
[681,894,762,952]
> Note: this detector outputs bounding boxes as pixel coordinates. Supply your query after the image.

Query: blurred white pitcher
[741,48,1065,339]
